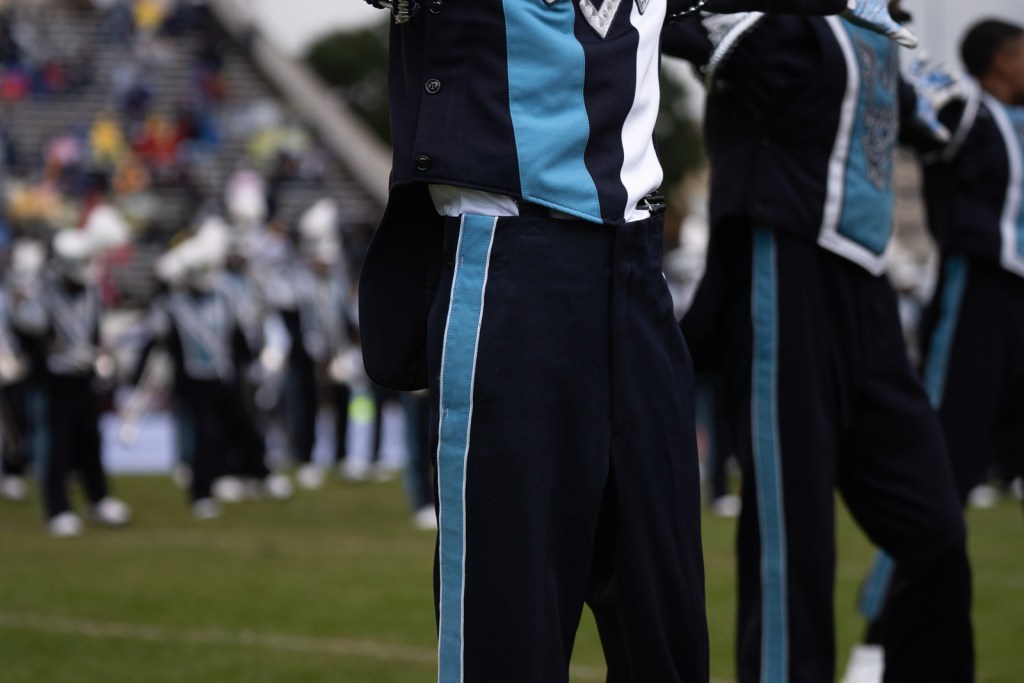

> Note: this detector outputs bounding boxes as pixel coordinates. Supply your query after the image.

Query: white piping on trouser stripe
[984,94,1024,278]
[817,18,889,277]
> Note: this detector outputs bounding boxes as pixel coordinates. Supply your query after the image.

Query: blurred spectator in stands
[193,20,225,104]
[6,177,75,229]
[89,111,129,170]
[99,0,136,45]
[132,0,169,61]
[160,0,213,36]
[0,65,28,101]
[0,125,18,174]
[0,7,21,67]
[174,98,220,157]
[121,74,154,122]
[44,128,87,194]
[38,59,70,94]
[111,151,152,196]
[133,112,182,181]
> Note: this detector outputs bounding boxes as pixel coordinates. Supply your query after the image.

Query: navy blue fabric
[38,375,109,518]
[684,221,973,683]
[664,16,920,272]
[366,2,866,390]
[919,255,1024,504]
[388,0,849,224]
[924,100,1021,273]
[426,212,707,682]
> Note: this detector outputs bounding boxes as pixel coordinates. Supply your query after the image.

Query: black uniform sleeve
[897,78,937,154]
[661,16,713,66]
[919,100,970,246]
[709,14,818,112]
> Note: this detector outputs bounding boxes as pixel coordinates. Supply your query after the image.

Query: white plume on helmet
[52,229,97,285]
[298,198,343,265]
[226,170,267,225]
[299,198,339,241]
[9,239,47,281]
[155,239,190,287]
[83,204,131,252]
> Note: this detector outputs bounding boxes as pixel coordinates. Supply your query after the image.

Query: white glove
[904,56,964,145]
[842,0,917,49]
[904,56,963,113]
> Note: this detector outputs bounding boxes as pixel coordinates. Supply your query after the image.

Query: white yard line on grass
[1,611,728,683]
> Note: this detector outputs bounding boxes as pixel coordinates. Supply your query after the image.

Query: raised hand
[361,0,419,24]
[904,56,965,144]
[842,0,917,48]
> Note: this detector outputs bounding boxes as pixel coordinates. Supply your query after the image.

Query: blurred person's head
[961,19,1024,105]
[888,1,911,25]
[52,229,96,289]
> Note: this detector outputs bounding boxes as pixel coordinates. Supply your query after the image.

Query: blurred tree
[305,21,391,144]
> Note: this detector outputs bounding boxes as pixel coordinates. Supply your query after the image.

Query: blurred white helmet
[173,224,228,294]
[9,239,47,281]
[298,198,339,241]
[52,229,96,285]
[155,242,189,287]
[193,216,232,268]
[226,171,267,225]
[83,204,131,252]
[311,239,341,266]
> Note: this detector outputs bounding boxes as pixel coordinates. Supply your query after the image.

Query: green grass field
[1,475,1020,682]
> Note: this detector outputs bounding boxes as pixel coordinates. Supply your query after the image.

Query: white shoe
[171,465,192,489]
[372,464,400,483]
[711,494,741,518]
[213,476,246,503]
[48,511,84,538]
[191,497,221,520]
[296,464,326,490]
[413,505,438,531]
[840,644,885,683]
[0,475,28,502]
[340,460,372,482]
[968,484,999,510]
[90,497,132,527]
[264,473,294,500]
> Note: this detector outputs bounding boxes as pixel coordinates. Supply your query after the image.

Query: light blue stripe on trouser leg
[858,255,969,621]
[436,214,497,683]
[751,225,789,683]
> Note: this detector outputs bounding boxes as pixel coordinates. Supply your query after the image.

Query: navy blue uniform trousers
[919,254,1024,505]
[860,253,1024,661]
[687,222,972,683]
[426,212,708,683]
[34,375,110,518]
